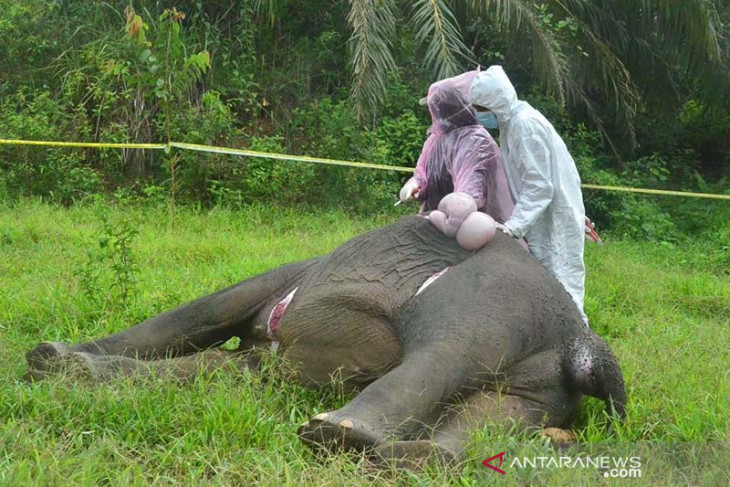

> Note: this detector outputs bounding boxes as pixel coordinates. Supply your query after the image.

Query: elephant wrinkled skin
[25,216,626,468]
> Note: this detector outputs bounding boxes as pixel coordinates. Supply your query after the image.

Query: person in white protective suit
[470,65,589,324]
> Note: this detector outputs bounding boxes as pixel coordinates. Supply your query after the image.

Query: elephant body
[26,216,625,466]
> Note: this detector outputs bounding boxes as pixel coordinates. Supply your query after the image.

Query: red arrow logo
[482,451,506,475]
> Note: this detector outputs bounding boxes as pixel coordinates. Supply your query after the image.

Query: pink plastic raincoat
[405,73,514,224]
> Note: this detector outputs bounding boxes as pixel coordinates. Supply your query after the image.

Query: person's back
[471,66,587,323]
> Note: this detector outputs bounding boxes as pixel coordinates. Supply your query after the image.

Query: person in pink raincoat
[399,73,515,237]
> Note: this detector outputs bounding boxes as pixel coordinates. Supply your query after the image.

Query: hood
[419,70,479,106]
[469,65,518,122]
[426,81,478,135]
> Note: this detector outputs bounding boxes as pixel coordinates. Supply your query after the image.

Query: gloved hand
[495,222,517,238]
[399,179,420,203]
[584,216,602,244]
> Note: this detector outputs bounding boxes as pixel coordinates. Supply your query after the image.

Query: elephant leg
[370,389,549,470]
[298,345,466,452]
[27,259,318,373]
[25,349,260,383]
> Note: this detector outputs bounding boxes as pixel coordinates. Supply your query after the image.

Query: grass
[1,199,728,486]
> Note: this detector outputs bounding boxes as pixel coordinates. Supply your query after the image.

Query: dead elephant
[25,215,626,467]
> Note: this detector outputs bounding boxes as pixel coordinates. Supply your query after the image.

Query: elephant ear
[562,334,627,419]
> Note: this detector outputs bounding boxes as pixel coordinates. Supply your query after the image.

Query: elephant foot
[25,342,89,381]
[24,350,100,382]
[298,412,385,453]
[26,342,75,371]
[25,348,140,382]
[538,427,577,447]
[370,440,458,471]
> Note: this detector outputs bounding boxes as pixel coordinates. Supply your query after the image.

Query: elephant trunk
[562,334,627,419]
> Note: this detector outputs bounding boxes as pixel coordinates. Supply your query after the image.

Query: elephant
[25,215,626,468]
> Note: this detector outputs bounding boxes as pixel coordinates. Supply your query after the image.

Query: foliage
[340,0,729,136]
[0,91,100,204]
[75,198,140,313]
[0,1,729,238]
[164,90,239,200]
[566,124,677,241]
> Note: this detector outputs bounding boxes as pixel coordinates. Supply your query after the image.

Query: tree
[254,0,728,144]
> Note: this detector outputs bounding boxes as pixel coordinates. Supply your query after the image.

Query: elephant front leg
[298,345,466,452]
[370,390,550,470]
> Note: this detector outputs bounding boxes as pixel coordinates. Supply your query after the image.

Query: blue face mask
[475,111,499,130]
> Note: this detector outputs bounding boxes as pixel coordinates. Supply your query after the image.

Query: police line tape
[1,138,729,201]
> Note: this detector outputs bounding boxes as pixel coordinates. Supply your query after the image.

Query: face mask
[475,111,499,130]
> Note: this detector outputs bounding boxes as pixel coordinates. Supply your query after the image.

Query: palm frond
[252,0,286,26]
[633,0,727,107]
[411,0,474,80]
[347,0,399,121]
[551,0,640,144]
[641,0,723,64]
[478,0,569,105]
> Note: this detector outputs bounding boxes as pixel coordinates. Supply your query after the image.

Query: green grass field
[1,200,728,486]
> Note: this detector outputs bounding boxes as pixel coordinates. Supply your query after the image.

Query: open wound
[415,267,450,296]
[267,287,298,351]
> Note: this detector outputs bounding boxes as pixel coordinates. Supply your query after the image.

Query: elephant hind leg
[25,258,317,371]
[370,390,549,470]
[297,346,455,455]
[24,348,260,383]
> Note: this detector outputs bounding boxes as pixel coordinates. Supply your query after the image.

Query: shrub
[0,90,101,204]
[283,97,406,210]
[567,124,678,241]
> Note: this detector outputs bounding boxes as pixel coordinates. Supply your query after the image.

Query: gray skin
[25,215,626,468]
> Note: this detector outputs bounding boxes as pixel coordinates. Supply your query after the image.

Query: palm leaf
[473,0,570,104]
[550,1,640,143]
[252,0,287,26]
[347,0,399,121]
[410,0,474,80]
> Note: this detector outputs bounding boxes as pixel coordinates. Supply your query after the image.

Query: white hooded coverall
[470,66,588,323]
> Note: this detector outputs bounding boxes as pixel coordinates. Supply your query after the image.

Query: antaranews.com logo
[483,451,642,479]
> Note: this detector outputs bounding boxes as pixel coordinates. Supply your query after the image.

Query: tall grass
[1,200,728,485]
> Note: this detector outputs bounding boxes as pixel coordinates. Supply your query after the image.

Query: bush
[0,90,101,204]
[567,124,678,241]
[239,134,319,206]
[164,91,241,200]
[376,110,427,168]
[282,97,407,211]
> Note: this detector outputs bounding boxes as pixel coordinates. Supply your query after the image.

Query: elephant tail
[562,334,627,419]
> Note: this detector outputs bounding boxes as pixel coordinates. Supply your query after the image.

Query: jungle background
[1,0,729,241]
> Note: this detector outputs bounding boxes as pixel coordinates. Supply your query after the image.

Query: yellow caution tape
[0,139,166,150]
[581,184,730,201]
[169,142,414,173]
[1,138,729,200]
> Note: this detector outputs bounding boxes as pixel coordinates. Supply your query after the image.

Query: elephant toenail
[339,419,354,429]
[313,413,329,421]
